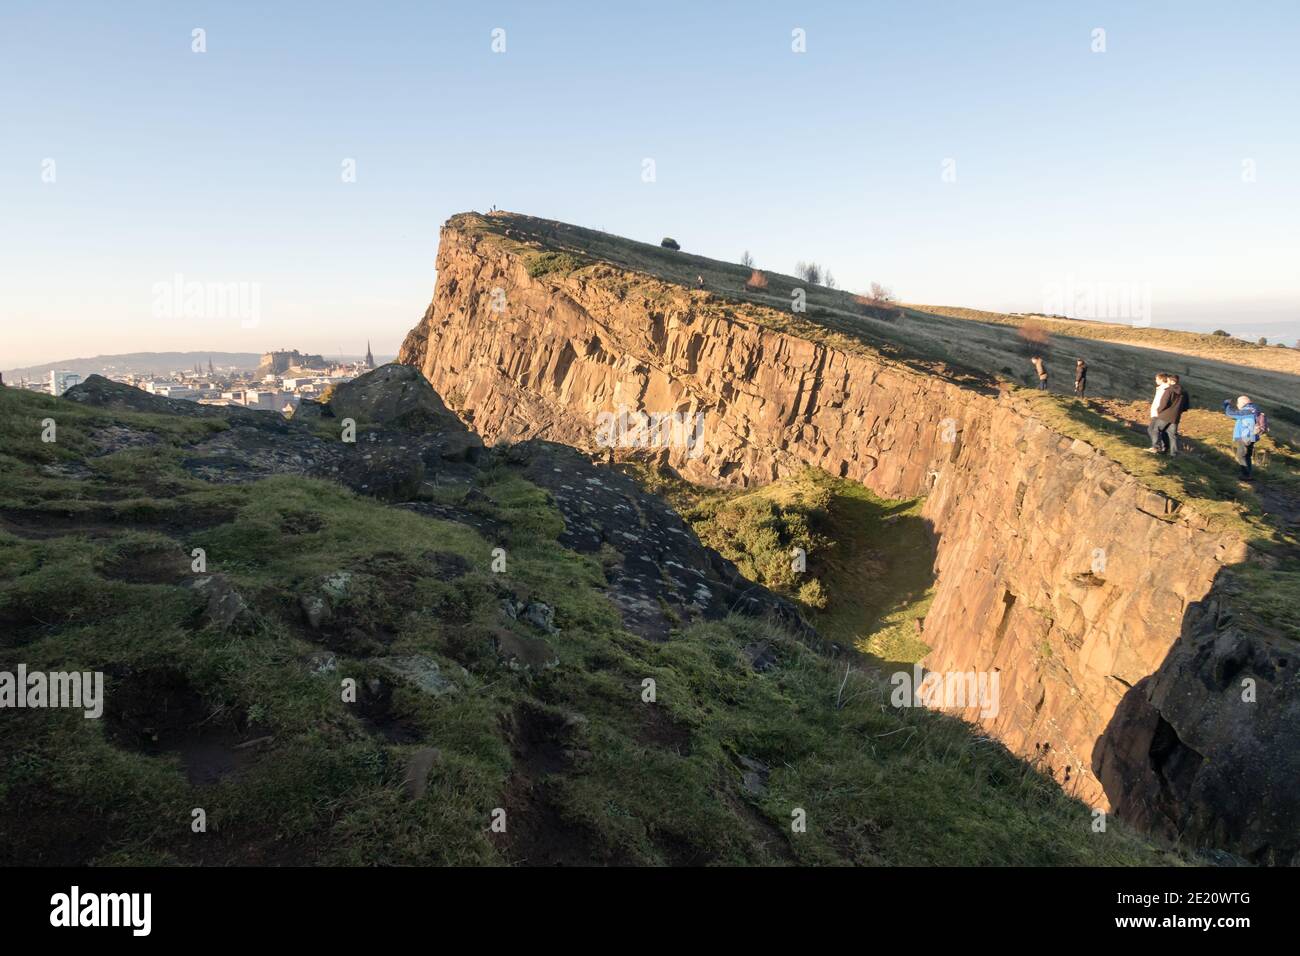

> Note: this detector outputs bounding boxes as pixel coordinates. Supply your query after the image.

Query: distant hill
[1,352,262,381]
[1,351,387,382]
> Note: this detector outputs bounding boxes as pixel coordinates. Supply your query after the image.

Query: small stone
[377,655,457,697]
[492,628,559,670]
[300,594,331,630]
[320,571,352,601]
[190,574,255,633]
[522,601,559,634]
[306,651,337,675]
[740,641,778,673]
[738,755,771,796]
[402,746,443,801]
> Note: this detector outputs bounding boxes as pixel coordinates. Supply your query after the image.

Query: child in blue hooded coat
[1223,395,1262,478]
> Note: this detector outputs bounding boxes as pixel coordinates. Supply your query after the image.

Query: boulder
[65,374,252,420]
[190,574,255,633]
[327,364,463,434]
[1094,579,1300,865]
[339,447,425,502]
[290,399,329,422]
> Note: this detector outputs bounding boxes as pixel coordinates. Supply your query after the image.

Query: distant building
[152,384,196,400]
[50,370,82,396]
[365,341,376,370]
[258,349,328,376]
[244,389,291,410]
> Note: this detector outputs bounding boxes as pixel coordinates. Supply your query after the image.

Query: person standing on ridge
[1146,373,1171,453]
[1154,373,1189,456]
[1223,394,1264,479]
[1074,359,1087,397]
[1031,355,1048,390]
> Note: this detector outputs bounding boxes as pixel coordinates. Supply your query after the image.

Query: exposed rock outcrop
[1094,578,1300,864]
[398,212,1297,859]
[328,364,467,436]
[65,362,800,654]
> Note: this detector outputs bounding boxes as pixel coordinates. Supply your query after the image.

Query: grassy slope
[911,304,1300,374]
[623,463,936,665]
[0,386,1175,865]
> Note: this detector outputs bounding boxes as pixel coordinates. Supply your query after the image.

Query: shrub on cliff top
[854,290,902,322]
[660,237,680,250]
[795,261,822,286]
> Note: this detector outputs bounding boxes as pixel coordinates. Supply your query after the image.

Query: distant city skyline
[3,1,1298,366]
[1,348,394,380]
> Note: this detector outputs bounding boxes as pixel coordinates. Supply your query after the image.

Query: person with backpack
[1153,374,1189,456]
[1223,394,1265,478]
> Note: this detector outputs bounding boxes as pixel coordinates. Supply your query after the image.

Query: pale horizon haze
[3,0,1299,368]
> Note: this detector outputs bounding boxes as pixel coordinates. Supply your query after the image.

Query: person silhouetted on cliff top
[1030,355,1048,389]
[1223,394,1265,479]
[1154,373,1189,457]
[1074,359,1087,397]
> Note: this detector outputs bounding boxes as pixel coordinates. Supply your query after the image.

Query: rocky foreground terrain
[399,211,1300,863]
[0,367,1179,864]
[3,216,1296,866]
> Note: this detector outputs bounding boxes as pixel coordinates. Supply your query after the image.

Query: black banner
[0,865,1284,941]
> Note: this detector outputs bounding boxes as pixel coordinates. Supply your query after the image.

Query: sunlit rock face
[400,212,1294,861]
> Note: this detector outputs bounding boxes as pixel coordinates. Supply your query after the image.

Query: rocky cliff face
[400,214,1297,861]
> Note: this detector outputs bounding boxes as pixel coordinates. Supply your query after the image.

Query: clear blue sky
[3,0,1298,367]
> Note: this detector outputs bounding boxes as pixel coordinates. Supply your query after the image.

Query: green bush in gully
[525,251,582,279]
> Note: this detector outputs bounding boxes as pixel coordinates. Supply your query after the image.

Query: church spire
[365,340,375,369]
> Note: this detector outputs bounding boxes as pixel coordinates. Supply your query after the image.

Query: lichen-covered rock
[190,574,255,633]
[377,655,457,697]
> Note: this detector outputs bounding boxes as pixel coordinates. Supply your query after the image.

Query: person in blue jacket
[1223,395,1261,479]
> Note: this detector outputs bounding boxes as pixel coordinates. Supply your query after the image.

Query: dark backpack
[1254,410,1269,440]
